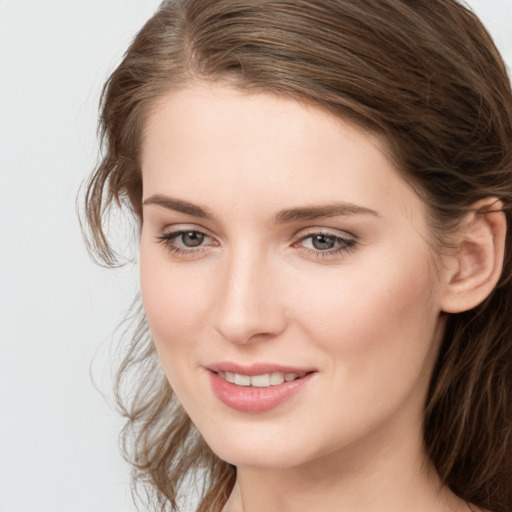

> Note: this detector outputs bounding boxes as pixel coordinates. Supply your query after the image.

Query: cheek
[293,246,440,374]
[139,253,208,406]
[139,244,204,349]
[282,250,441,451]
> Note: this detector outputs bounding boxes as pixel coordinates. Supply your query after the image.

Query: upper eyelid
[295,233,357,248]
[158,226,357,238]
[159,227,355,239]
[159,224,215,237]
[294,226,357,241]
[158,228,214,242]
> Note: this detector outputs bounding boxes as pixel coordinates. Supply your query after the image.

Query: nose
[213,247,287,345]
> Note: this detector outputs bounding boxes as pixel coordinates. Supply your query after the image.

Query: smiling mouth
[216,371,308,388]
[209,369,315,412]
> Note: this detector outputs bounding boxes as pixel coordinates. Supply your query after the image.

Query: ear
[441,198,506,314]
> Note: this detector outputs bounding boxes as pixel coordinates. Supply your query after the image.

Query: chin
[193,416,329,471]
[209,439,309,470]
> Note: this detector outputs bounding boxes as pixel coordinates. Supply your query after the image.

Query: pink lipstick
[207,363,315,413]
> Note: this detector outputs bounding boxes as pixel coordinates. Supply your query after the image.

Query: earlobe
[441,198,506,314]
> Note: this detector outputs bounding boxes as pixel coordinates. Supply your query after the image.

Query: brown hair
[82,1,512,510]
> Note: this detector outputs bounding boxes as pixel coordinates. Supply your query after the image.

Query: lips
[207,362,316,413]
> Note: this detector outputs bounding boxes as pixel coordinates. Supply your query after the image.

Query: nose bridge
[214,243,284,344]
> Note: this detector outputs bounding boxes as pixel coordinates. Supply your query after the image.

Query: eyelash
[156,230,216,257]
[294,232,357,259]
[155,229,357,259]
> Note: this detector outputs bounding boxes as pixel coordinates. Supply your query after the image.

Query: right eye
[156,229,216,256]
[174,231,207,247]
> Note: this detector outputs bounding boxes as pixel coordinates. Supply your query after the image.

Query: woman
[83,0,512,511]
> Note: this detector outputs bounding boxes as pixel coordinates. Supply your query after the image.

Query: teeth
[219,371,306,387]
[270,372,285,385]
[251,374,271,387]
[234,373,251,386]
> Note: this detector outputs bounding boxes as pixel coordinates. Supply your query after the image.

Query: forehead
[140,83,425,228]
[141,82,387,164]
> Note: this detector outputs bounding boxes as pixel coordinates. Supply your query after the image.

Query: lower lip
[209,371,314,413]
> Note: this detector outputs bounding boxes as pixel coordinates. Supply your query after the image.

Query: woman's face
[140,83,447,470]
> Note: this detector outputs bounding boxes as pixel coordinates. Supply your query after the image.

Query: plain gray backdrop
[1,1,511,511]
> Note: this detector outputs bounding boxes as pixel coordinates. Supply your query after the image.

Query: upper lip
[207,362,316,376]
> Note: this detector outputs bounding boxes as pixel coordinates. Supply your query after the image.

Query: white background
[0,1,511,511]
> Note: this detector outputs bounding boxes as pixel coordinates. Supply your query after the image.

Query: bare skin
[140,83,505,512]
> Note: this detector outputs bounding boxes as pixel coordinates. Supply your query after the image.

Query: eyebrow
[272,202,380,224]
[143,194,214,219]
[143,194,380,223]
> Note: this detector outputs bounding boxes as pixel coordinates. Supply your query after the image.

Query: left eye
[299,233,355,252]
